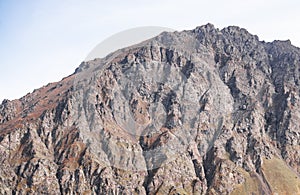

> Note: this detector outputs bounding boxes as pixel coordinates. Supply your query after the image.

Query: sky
[0,0,300,101]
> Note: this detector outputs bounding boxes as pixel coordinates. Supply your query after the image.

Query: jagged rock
[0,24,300,194]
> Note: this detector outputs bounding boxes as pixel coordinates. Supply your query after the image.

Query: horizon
[1,0,299,101]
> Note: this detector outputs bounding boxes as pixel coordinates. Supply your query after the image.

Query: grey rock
[0,23,300,194]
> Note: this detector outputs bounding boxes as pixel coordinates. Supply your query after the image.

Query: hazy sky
[1,0,299,101]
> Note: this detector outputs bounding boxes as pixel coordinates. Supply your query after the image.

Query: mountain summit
[0,24,300,194]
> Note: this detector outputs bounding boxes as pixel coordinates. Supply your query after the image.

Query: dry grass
[262,157,300,195]
[232,157,300,195]
[231,168,262,195]
[0,74,74,135]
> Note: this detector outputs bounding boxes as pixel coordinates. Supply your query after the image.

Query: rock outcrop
[0,24,300,194]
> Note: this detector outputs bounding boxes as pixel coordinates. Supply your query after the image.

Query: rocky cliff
[0,24,300,194]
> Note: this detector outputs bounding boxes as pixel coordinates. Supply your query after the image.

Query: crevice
[143,167,159,194]
[203,147,217,189]
[259,169,273,194]
[55,167,64,195]
[191,159,205,182]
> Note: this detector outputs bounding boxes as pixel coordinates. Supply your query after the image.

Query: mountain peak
[0,24,300,194]
[193,23,219,36]
[196,22,216,30]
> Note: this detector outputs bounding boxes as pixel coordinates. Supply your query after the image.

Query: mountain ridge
[0,23,300,194]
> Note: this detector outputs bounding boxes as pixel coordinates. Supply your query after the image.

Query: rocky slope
[0,23,300,195]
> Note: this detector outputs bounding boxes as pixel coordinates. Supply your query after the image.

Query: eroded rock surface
[0,24,300,194]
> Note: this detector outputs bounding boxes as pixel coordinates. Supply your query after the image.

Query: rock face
[0,24,300,194]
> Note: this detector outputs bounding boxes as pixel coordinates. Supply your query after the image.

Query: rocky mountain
[0,23,300,195]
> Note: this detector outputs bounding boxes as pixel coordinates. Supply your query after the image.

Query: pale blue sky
[1,0,299,101]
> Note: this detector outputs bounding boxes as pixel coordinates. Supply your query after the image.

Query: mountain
[0,23,300,195]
